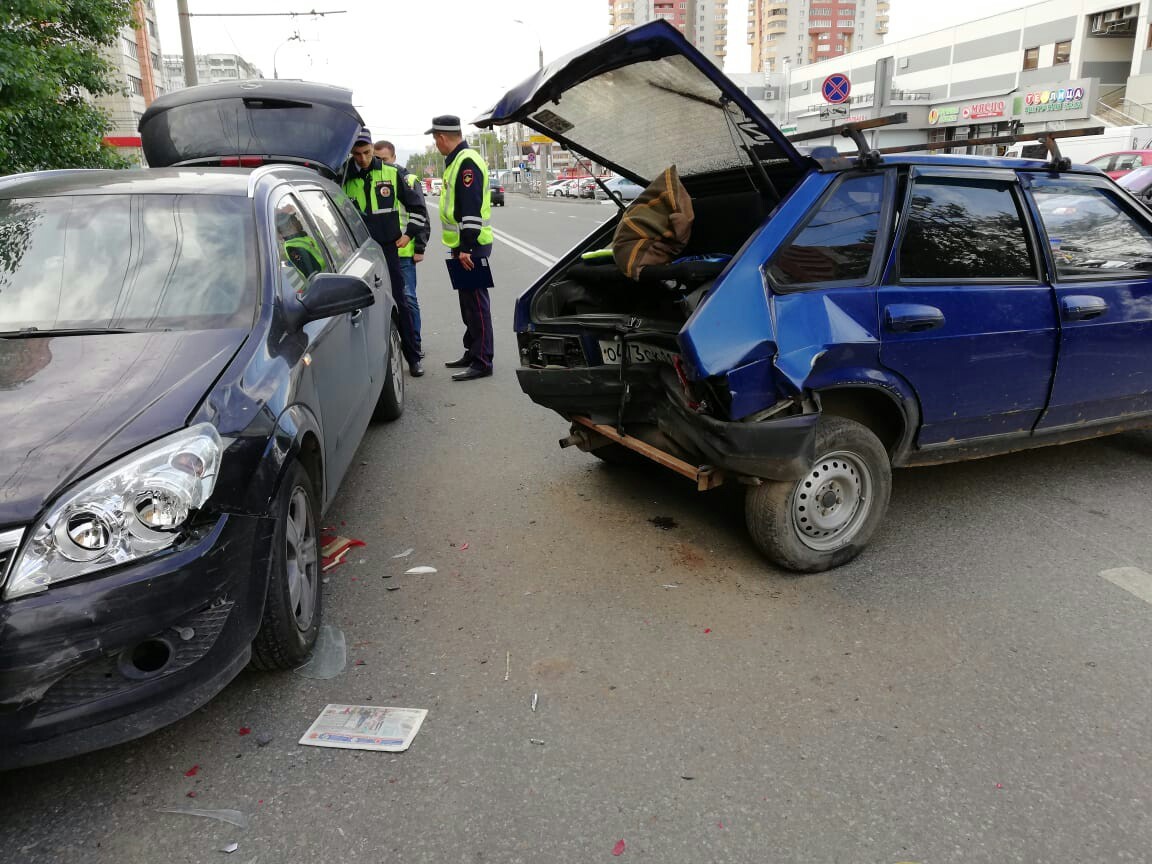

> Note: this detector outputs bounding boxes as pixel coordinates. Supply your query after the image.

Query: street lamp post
[513,18,547,197]
[273,33,302,80]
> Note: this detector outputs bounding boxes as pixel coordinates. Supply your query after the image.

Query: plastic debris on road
[531,692,538,712]
[405,566,437,575]
[649,516,677,530]
[157,808,250,829]
[293,624,346,679]
[299,704,428,752]
[184,764,200,777]
[221,842,239,853]
[320,532,365,572]
[391,548,415,559]
[237,727,251,736]
[529,738,545,746]
[612,839,626,856]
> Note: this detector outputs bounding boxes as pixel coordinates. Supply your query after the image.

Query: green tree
[0,0,133,176]
[406,147,445,179]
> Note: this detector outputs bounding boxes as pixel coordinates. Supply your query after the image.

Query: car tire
[745,416,891,573]
[373,318,404,422]
[251,460,322,671]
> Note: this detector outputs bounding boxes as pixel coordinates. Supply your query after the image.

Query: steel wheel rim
[390,325,404,402]
[791,450,873,552]
[284,486,318,631]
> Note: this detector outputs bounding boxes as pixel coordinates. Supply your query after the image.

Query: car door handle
[1060,295,1108,321]
[884,303,945,333]
[349,309,363,326]
[373,274,383,288]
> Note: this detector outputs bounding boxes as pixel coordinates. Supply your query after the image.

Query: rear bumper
[0,512,271,770]
[517,365,817,480]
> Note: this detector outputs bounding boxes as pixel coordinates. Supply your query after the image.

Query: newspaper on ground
[299,704,427,752]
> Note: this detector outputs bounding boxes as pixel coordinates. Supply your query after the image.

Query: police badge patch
[375,180,394,201]
[462,168,474,187]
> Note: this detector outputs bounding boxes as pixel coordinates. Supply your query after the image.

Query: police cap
[425,115,462,134]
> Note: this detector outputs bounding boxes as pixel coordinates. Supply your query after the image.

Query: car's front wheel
[251,460,322,670]
[745,416,891,573]
[373,318,404,422]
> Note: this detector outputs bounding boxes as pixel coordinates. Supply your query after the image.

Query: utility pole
[177,0,198,87]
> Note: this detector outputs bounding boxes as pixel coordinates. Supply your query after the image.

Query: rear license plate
[598,340,679,365]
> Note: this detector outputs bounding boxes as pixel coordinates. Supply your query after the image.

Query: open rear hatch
[139,80,363,179]
[472,19,806,184]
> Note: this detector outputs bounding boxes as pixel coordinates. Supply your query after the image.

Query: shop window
[1054,40,1071,65]
[1023,46,1039,70]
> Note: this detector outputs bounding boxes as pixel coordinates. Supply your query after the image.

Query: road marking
[1100,567,1152,605]
[491,228,559,267]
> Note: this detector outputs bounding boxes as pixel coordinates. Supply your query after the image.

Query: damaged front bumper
[0,512,270,770]
[517,365,818,481]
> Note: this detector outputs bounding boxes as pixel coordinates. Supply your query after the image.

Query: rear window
[0,194,257,332]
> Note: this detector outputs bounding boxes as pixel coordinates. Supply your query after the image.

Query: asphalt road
[4,193,1152,864]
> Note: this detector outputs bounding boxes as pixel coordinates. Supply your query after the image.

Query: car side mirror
[286,273,375,329]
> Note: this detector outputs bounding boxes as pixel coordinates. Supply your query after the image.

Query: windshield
[0,194,257,333]
[525,54,783,182]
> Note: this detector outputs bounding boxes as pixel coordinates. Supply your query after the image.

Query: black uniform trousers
[383,243,422,366]
[448,256,494,372]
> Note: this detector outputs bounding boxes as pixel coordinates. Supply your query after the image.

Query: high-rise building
[609,0,729,69]
[747,0,889,73]
[94,0,165,159]
[163,53,265,92]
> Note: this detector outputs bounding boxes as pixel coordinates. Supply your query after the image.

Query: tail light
[219,156,265,167]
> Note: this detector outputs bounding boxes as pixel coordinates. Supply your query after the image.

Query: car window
[330,188,371,246]
[1114,154,1142,172]
[898,178,1035,280]
[299,190,357,269]
[0,194,256,332]
[768,173,884,287]
[274,193,329,297]
[1087,155,1114,170]
[1030,181,1152,278]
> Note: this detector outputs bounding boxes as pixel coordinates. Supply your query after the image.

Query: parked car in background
[595,175,644,202]
[1086,150,1152,179]
[425,177,443,196]
[1117,163,1152,204]
[477,20,1152,574]
[579,178,599,198]
[548,180,569,197]
[0,80,407,769]
[490,183,506,206]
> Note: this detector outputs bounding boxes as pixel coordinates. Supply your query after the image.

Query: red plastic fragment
[355,659,366,666]
[704,628,712,634]
[460,542,469,550]
[612,839,626,856]
[186,791,198,798]
[238,727,251,736]
[184,765,200,777]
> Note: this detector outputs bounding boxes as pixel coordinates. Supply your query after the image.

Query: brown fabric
[611,165,694,280]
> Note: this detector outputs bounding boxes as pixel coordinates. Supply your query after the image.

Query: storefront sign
[961,100,1006,120]
[927,106,960,125]
[1015,85,1086,116]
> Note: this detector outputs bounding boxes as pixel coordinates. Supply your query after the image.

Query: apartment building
[94,0,165,161]
[776,0,1152,150]
[747,0,889,73]
[164,53,264,92]
[609,0,730,67]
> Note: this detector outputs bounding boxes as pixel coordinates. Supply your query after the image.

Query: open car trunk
[139,81,363,180]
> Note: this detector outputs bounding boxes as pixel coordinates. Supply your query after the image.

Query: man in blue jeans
[375,140,426,344]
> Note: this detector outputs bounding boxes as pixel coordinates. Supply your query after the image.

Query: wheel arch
[815,383,918,460]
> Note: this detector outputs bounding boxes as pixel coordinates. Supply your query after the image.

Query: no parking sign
[822,73,851,105]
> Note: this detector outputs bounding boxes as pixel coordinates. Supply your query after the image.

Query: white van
[1005,125,1152,163]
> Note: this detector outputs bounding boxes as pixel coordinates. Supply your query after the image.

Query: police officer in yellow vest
[427,115,494,382]
[374,140,427,339]
[343,127,426,376]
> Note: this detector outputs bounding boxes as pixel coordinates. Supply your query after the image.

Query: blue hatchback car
[477,21,1152,572]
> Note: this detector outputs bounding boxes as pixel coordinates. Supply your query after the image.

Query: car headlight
[3,424,223,600]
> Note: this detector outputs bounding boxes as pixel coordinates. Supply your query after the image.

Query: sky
[157,0,1015,162]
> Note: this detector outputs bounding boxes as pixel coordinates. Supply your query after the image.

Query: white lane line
[1100,567,1152,605]
[494,229,559,268]
[491,228,559,263]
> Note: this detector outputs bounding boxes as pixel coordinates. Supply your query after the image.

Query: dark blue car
[0,82,405,768]
[477,21,1152,572]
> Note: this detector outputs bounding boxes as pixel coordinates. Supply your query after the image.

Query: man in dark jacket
[343,127,427,376]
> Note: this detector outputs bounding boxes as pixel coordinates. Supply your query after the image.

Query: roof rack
[876,125,1104,171]
[788,113,1104,171]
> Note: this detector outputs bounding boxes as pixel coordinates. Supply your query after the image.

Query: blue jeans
[398,257,421,336]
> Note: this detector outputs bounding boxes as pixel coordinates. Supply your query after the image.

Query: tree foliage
[0,0,133,175]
